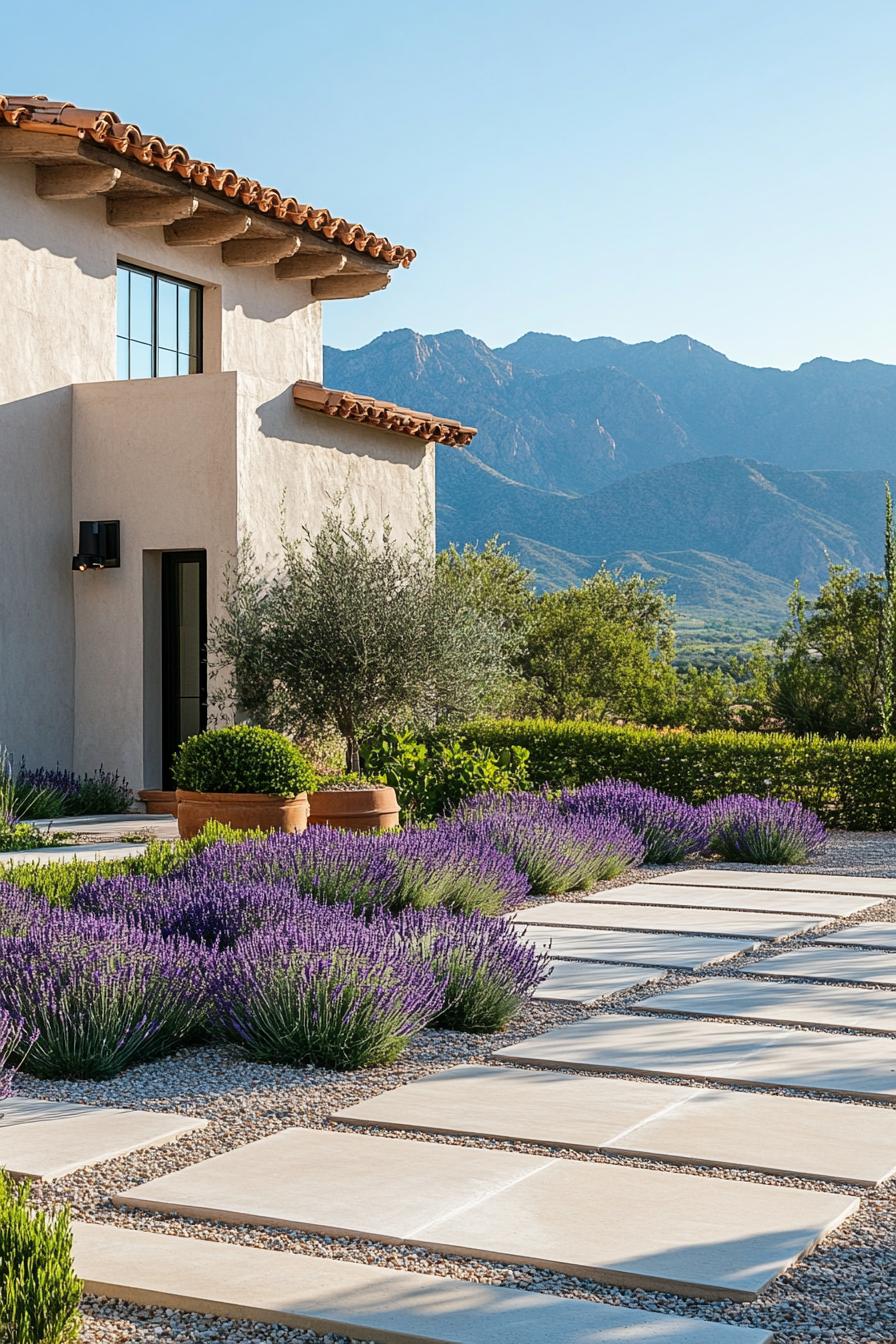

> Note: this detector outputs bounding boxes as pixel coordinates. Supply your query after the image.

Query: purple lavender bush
[73,873,301,947]
[454,795,643,894]
[211,900,443,1069]
[703,795,826,865]
[397,907,549,1032]
[561,780,707,865]
[0,912,209,1078]
[388,826,530,915]
[181,826,402,912]
[0,880,52,936]
[0,1007,31,1099]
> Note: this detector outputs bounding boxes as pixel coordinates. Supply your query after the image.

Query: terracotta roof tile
[0,95,414,267]
[293,381,476,447]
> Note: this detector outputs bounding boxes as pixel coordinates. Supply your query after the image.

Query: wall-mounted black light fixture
[72,521,120,572]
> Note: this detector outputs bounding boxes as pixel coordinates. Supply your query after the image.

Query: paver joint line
[407,1155,557,1239]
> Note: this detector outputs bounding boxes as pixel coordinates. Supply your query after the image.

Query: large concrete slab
[606,1089,896,1185]
[493,1012,896,1100]
[819,923,896,950]
[517,924,754,970]
[117,1128,856,1301]
[72,1222,774,1344]
[744,945,896,988]
[513,901,822,942]
[640,976,896,1035]
[593,882,879,918]
[656,869,896,899]
[533,959,667,1002]
[0,1099,206,1180]
[332,1064,698,1148]
[333,1064,896,1185]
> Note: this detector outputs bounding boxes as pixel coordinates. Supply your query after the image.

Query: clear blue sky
[6,0,895,366]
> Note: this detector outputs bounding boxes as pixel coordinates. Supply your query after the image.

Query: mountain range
[324,330,896,657]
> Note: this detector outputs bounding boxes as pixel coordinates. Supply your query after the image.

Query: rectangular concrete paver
[116,1128,857,1301]
[333,1064,896,1185]
[819,923,896,950]
[493,1012,896,1100]
[0,842,148,866]
[606,1089,896,1185]
[533,959,667,1002]
[640,976,896,1035]
[0,1099,206,1180]
[517,924,753,970]
[656,870,896,899]
[72,1222,773,1343]
[332,1064,699,1148]
[744,945,896,988]
[594,882,879,918]
[513,902,822,942]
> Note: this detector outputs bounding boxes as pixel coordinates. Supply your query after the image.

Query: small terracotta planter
[138,789,179,816]
[175,789,310,840]
[308,785,400,833]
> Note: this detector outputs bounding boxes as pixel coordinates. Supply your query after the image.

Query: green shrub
[172,726,317,797]
[422,718,896,831]
[361,727,530,822]
[0,1171,82,1344]
[0,820,58,854]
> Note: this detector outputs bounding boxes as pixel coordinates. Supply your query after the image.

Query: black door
[161,551,207,787]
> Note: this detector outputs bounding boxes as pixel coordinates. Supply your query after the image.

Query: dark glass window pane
[129,341,153,379]
[116,267,129,340]
[116,336,130,380]
[157,347,178,378]
[129,271,153,345]
[180,285,200,358]
[157,278,178,353]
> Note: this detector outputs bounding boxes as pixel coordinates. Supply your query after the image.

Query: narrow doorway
[161,551,207,787]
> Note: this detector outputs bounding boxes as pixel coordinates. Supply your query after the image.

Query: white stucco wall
[71,375,239,788]
[236,373,436,559]
[69,371,435,789]
[0,159,320,770]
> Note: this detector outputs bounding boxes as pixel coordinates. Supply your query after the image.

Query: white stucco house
[0,94,476,792]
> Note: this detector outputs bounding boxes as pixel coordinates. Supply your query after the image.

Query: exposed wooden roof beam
[312,273,391,300]
[106,193,199,227]
[164,212,253,246]
[221,236,301,267]
[0,127,82,158]
[35,163,122,199]
[275,253,347,281]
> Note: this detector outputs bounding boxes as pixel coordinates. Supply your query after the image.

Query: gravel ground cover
[13,830,896,1344]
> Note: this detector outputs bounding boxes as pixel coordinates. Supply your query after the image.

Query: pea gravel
[14,830,896,1344]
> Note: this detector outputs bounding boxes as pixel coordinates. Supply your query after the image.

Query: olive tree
[211,511,510,772]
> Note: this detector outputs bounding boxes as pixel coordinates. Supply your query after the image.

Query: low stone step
[116,1126,858,1301]
[73,1221,772,1342]
[743,945,896,987]
[333,1063,896,1185]
[532,959,666,1002]
[517,924,754,970]
[591,882,879,918]
[0,1099,205,1179]
[655,870,896,898]
[493,1011,896,1101]
[639,976,896,1035]
[512,901,822,942]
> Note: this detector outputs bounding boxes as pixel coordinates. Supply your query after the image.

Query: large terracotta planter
[175,789,309,840]
[138,789,178,816]
[308,786,400,833]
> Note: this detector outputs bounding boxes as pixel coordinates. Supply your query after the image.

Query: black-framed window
[116,263,202,380]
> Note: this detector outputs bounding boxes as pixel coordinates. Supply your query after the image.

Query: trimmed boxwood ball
[172,726,317,796]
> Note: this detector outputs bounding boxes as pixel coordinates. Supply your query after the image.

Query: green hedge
[427,719,896,831]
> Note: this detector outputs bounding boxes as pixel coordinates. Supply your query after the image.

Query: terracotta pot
[308,786,400,833]
[175,789,309,840]
[138,789,178,816]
